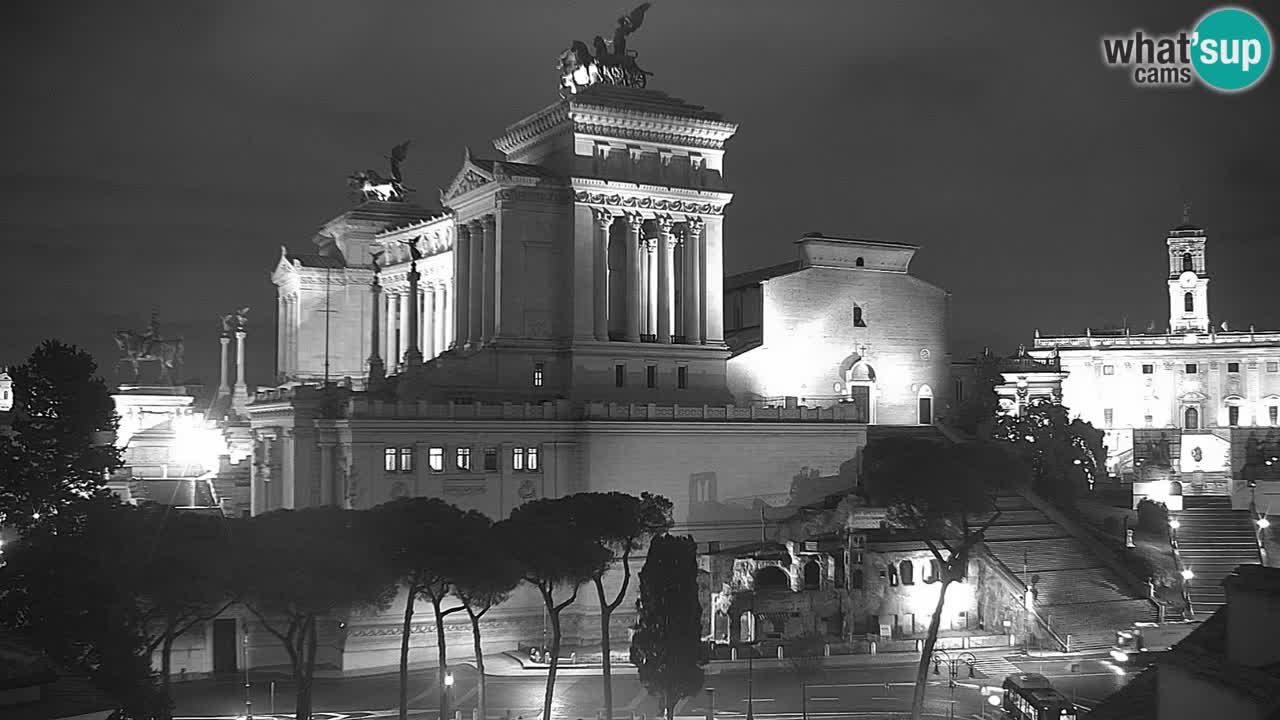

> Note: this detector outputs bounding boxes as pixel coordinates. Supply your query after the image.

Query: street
[171,653,1130,720]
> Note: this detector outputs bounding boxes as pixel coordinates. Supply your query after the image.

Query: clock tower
[1167,204,1210,334]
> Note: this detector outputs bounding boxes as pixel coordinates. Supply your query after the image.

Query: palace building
[1029,214,1280,510]
[183,23,957,676]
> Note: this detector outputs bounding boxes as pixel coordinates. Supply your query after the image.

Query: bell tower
[1167,203,1210,334]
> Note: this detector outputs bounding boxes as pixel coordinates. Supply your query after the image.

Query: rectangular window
[456,447,472,471]
[1228,362,1241,373]
[527,446,539,471]
[1229,406,1240,427]
[398,447,414,472]
[428,447,444,472]
[678,366,688,389]
[646,364,657,389]
[384,448,397,472]
[1271,406,1278,425]
[1142,364,1154,374]
[513,447,525,471]
[1145,414,1153,427]
[1104,408,1114,427]
[1185,363,1198,374]
[1103,365,1114,376]
[533,362,544,387]
[615,364,625,388]
[484,447,498,471]
[1269,362,1279,373]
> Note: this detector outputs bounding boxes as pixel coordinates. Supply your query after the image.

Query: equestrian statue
[114,311,185,384]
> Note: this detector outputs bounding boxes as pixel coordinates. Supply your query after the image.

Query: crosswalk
[966,653,1021,680]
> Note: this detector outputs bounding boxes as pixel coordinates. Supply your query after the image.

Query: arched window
[1184,406,1200,430]
[1183,252,1194,272]
[1184,292,1194,312]
[754,566,788,590]
[803,560,821,590]
[855,257,865,267]
[853,306,866,327]
[926,559,941,583]
[899,560,914,585]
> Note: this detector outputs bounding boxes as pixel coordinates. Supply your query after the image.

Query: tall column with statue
[401,238,424,368]
[367,251,386,387]
[217,329,232,399]
[230,307,250,412]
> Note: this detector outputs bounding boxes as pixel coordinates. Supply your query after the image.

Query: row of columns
[378,280,453,372]
[454,215,498,348]
[593,210,706,344]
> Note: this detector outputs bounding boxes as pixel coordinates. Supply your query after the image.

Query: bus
[1110,620,1202,666]
[1001,673,1078,720]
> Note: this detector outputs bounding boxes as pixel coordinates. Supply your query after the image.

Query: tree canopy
[630,534,704,720]
[993,398,1106,506]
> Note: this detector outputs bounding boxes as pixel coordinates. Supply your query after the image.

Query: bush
[1136,499,1169,534]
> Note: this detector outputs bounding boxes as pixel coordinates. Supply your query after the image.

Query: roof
[469,156,563,181]
[725,325,762,357]
[570,84,729,123]
[289,253,346,269]
[794,232,919,250]
[725,261,802,290]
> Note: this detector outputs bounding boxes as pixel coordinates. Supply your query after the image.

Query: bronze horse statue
[114,329,184,384]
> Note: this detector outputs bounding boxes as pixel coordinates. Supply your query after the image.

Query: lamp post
[705,687,715,720]
[444,670,455,720]
[746,592,756,720]
[242,624,253,720]
[930,650,976,720]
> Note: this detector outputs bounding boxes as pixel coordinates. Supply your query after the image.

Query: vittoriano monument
[348,140,412,202]
[114,310,185,385]
[559,3,653,95]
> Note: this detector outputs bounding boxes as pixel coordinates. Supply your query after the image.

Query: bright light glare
[1258,518,1271,529]
[172,415,226,471]
[988,694,1001,707]
[445,672,454,686]
[1169,519,1181,530]
[1181,568,1195,581]
[1110,649,1129,663]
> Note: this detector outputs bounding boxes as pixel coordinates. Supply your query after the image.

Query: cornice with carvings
[495,186,576,206]
[573,190,727,217]
[493,103,572,156]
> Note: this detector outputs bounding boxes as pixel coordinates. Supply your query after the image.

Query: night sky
[3,1,1278,390]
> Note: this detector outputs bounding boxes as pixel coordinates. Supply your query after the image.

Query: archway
[845,361,877,423]
[803,559,821,590]
[754,565,789,590]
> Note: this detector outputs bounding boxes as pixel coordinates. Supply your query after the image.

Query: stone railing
[580,401,865,422]
[1035,329,1280,350]
[345,399,868,423]
[982,547,1069,652]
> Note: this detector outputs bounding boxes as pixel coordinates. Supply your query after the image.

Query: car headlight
[1110,649,1129,663]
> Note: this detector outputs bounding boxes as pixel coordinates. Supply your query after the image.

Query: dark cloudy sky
[3,1,1278,389]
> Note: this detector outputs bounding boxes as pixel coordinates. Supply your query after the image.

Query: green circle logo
[1192,7,1273,92]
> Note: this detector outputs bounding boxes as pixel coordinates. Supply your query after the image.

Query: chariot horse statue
[114,313,185,384]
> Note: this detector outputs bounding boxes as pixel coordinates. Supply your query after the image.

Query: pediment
[1178,390,1208,403]
[440,149,495,204]
[271,246,298,281]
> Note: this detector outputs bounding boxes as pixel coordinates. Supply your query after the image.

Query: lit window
[1228,362,1240,373]
[646,365,656,389]
[456,447,472,471]
[428,447,444,472]
[1271,406,1278,425]
[533,362,544,387]
[398,447,414,472]
[484,447,498,471]
[1185,363,1198,374]
[513,447,525,471]
[1268,362,1279,373]
[527,446,539,471]
[1142,364,1154,374]
[1104,409,1114,427]
[615,364,625,388]
[677,366,688,389]
[384,448,397,472]
[1103,365,1114,375]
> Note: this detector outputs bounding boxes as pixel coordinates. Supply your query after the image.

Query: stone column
[625,214,643,342]
[404,261,423,368]
[593,209,612,341]
[481,214,497,343]
[440,282,452,351]
[385,291,398,370]
[645,239,658,337]
[276,295,286,379]
[399,289,413,367]
[657,217,676,344]
[468,219,484,346]
[232,330,248,412]
[454,224,472,347]
[368,274,385,386]
[703,217,725,344]
[423,284,436,359]
[218,334,231,398]
[684,218,704,345]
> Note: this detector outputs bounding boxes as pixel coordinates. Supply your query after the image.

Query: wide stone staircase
[978,494,1159,651]
[1175,495,1261,616]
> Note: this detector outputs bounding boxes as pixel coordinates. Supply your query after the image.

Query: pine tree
[630,534,705,720]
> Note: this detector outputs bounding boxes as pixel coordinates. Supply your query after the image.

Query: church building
[1030,213,1280,509]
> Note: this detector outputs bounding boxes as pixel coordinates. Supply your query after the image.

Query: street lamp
[1181,568,1195,582]
[930,650,977,720]
[746,592,755,720]
[444,670,455,720]
[242,624,253,720]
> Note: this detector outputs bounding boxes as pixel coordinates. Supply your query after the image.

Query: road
[171,653,1130,720]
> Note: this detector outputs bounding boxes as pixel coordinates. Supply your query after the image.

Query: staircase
[1175,496,1261,616]
[979,494,1159,651]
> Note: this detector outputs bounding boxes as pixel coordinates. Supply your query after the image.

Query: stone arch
[1184,292,1194,312]
[755,565,788,589]
[1183,252,1194,272]
[899,559,915,585]
[1170,481,1183,497]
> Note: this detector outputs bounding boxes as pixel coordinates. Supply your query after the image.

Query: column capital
[592,207,615,229]
[481,214,497,230]
[456,222,472,239]
[625,213,645,232]
[467,218,484,232]
[656,216,676,235]
[235,330,247,340]
[685,216,705,234]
